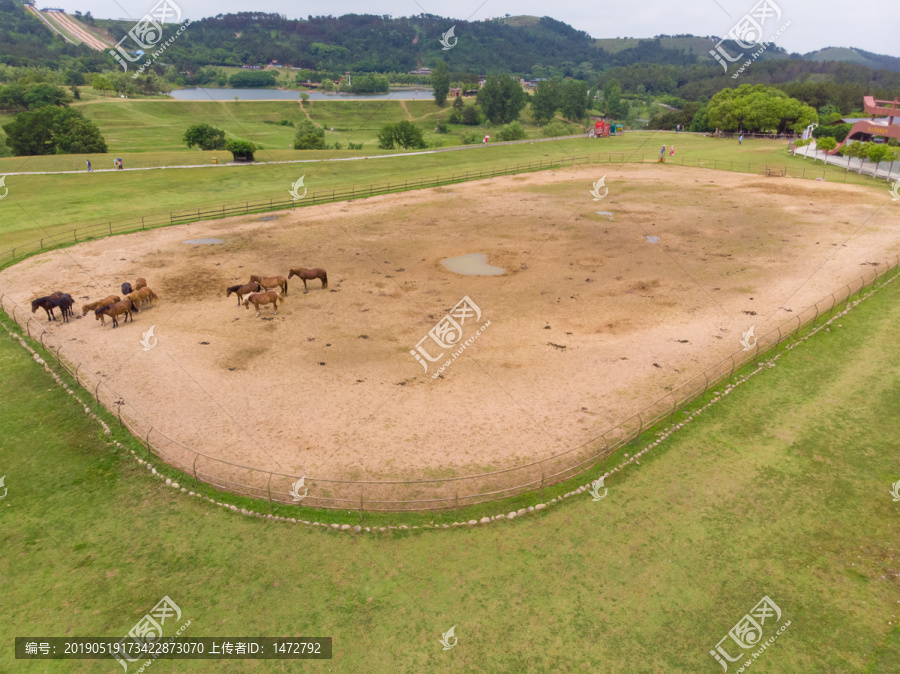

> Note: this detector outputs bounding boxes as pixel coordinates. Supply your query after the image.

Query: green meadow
[1,265,898,671]
[1,97,898,672]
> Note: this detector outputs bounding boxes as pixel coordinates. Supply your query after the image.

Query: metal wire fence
[1,153,896,511]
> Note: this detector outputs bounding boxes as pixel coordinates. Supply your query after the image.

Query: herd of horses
[30,277,158,329]
[226,267,327,316]
[29,266,327,327]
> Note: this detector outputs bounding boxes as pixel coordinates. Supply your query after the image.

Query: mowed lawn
[1,260,898,671]
[0,130,869,253]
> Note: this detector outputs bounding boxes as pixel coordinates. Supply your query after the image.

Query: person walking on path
[86,160,92,172]
[739,134,744,145]
[482,135,490,146]
[670,145,675,157]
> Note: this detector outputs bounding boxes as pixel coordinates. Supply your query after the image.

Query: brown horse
[126,287,158,309]
[249,275,288,296]
[95,298,138,328]
[133,277,147,291]
[243,290,284,316]
[288,267,328,292]
[226,281,262,306]
[82,295,121,316]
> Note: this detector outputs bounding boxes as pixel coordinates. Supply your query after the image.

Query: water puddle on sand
[645,235,660,244]
[441,253,506,276]
[596,211,614,217]
[182,238,225,244]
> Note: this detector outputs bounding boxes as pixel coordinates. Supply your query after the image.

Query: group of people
[85,159,124,172]
[659,144,675,161]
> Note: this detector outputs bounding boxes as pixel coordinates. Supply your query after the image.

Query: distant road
[1,134,619,176]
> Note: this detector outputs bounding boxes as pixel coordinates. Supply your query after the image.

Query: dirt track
[1,164,896,484]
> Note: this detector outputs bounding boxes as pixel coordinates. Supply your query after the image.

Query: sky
[53,0,900,58]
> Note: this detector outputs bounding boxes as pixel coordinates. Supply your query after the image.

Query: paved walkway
[0,134,595,177]
[793,141,899,182]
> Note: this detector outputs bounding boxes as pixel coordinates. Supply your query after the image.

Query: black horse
[31,292,74,322]
[121,282,133,296]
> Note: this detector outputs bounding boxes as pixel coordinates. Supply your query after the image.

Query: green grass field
[1,99,898,671]
[1,261,898,671]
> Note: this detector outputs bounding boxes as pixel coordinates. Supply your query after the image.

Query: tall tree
[431,61,450,107]
[559,79,590,121]
[477,75,527,124]
[529,81,559,125]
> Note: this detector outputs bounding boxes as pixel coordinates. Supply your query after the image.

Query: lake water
[169,87,435,101]
[441,253,506,276]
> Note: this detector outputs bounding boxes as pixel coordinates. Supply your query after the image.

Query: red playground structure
[589,119,623,138]
[833,96,900,152]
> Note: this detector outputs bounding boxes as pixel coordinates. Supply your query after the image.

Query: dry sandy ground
[2,164,897,488]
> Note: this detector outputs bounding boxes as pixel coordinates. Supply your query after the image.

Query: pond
[441,253,506,276]
[183,238,225,245]
[169,87,436,101]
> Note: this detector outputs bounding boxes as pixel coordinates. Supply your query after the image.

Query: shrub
[435,118,449,134]
[183,123,227,150]
[542,121,574,137]
[225,139,258,161]
[496,121,526,142]
[459,131,482,144]
[348,142,364,150]
[812,123,852,143]
[448,109,462,124]
[293,120,325,149]
[377,121,426,150]
[461,105,480,125]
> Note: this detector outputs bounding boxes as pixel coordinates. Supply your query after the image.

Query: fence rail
[0,151,896,512]
[7,148,886,269]
[3,255,896,512]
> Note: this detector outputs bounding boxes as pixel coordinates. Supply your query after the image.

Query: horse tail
[283,279,288,295]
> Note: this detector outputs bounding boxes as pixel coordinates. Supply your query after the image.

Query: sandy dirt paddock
[2,164,896,489]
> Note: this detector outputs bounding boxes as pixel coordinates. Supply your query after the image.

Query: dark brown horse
[288,267,328,292]
[226,281,262,306]
[249,275,288,296]
[121,282,133,296]
[32,291,73,322]
[95,298,138,328]
[243,290,284,316]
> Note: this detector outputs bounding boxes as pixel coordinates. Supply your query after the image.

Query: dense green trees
[477,75,527,124]
[0,82,71,112]
[348,74,389,94]
[293,120,325,149]
[182,123,227,150]
[377,121,426,150]
[559,79,590,121]
[705,85,817,133]
[529,81,559,125]
[228,71,277,88]
[2,107,107,155]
